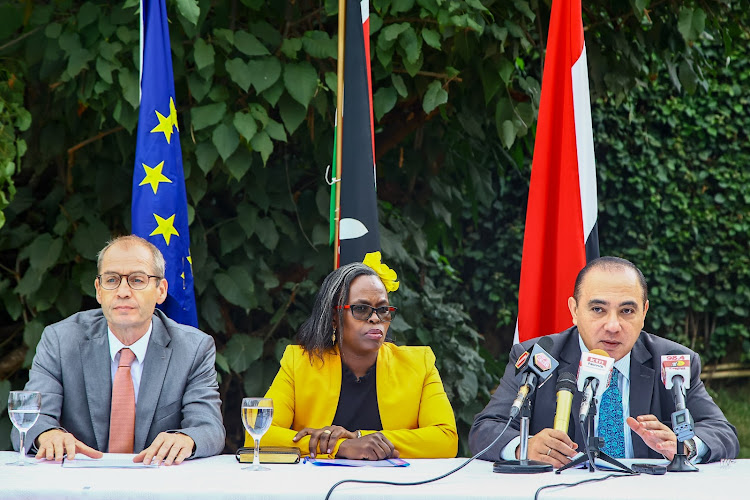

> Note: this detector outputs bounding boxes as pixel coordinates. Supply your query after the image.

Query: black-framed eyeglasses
[335,304,397,322]
[97,272,162,291]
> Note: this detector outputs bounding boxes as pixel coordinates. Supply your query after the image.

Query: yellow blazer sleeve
[244,346,344,458]
[369,345,458,458]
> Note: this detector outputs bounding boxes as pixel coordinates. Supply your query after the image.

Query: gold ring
[323,429,332,434]
[546,448,552,456]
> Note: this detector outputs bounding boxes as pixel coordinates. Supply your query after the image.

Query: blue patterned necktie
[599,368,626,457]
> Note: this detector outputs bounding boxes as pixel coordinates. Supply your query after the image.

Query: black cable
[322,418,514,500]
[533,471,638,500]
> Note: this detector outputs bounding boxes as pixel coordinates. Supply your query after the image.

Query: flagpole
[333,0,346,270]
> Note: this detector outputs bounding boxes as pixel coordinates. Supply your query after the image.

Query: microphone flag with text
[509,336,559,419]
[553,372,577,433]
[576,349,614,423]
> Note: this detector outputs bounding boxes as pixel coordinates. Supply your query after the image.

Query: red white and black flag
[516,0,599,343]
[331,0,381,267]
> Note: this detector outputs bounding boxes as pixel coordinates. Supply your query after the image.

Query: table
[0,452,745,499]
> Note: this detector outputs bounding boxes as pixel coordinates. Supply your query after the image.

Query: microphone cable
[534,470,639,500]
[323,418,514,500]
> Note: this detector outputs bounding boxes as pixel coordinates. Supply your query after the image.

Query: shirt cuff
[500,436,522,461]
[693,436,709,463]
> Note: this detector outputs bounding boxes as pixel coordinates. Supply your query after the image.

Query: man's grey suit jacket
[469,327,739,462]
[12,309,225,458]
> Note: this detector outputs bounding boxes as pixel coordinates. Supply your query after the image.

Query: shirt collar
[577,334,631,382]
[108,322,153,363]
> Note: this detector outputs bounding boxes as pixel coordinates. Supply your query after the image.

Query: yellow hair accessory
[363,251,400,292]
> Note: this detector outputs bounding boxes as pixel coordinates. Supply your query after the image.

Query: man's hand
[517,428,578,468]
[292,425,357,457]
[36,429,103,461]
[335,432,399,460]
[627,415,677,460]
[134,432,195,466]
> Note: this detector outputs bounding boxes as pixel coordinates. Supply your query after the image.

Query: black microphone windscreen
[536,336,554,352]
[556,372,577,392]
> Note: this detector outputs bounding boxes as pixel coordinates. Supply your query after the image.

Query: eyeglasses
[335,304,397,322]
[97,272,162,290]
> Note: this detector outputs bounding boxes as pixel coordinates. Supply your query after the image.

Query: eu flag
[131,0,197,326]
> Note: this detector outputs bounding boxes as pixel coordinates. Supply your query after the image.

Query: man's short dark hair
[573,256,648,305]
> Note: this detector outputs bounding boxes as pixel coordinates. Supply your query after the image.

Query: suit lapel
[628,335,654,458]
[80,323,112,452]
[557,329,586,446]
[135,315,172,452]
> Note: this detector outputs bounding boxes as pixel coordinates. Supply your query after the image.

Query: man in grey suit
[470,257,739,466]
[12,235,225,465]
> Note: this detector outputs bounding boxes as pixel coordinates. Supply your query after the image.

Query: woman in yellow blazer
[246,253,458,459]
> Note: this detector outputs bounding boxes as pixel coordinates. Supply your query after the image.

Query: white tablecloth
[0,452,745,499]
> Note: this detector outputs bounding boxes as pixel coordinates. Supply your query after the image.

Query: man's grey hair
[97,235,166,277]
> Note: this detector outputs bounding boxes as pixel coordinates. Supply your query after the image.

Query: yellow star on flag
[150,97,179,144]
[139,161,173,194]
[150,213,180,245]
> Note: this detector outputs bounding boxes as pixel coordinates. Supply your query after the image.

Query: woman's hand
[336,432,399,460]
[293,426,356,457]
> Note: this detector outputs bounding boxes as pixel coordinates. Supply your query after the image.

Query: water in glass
[241,397,273,471]
[7,391,41,466]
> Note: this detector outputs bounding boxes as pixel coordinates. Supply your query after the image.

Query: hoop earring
[332,327,337,344]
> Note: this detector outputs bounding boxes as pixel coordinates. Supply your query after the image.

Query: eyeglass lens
[99,273,152,290]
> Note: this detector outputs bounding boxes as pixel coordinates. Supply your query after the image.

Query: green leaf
[281,38,302,58]
[382,22,409,42]
[233,112,258,141]
[28,234,63,272]
[279,95,306,134]
[67,48,93,77]
[191,102,227,131]
[391,0,415,14]
[225,58,253,91]
[264,119,287,142]
[77,2,100,28]
[399,27,420,63]
[236,203,258,237]
[224,335,263,373]
[422,80,448,113]
[45,23,62,38]
[247,57,282,93]
[225,148,253,181]
[176,0,200,25]
[499,119,516,148]
[283,61,318,108]
[421,28,441,49]
[678,7,706,43]
[215,352,230,374]
[212,123,240,161]
[193,39,215,70]
[118,69,139,109]
[255,216,280,250]
[235,31,270,56]
[214,266,255,309]
[391,74,407,97]
[95,58,116,84]
[373,86,397,121]
[250,130,273,165]
[219,221,246,255]
[301,31,337,59]
[23,320,45,353]
[195,142,219,174]
[188,73,212,103]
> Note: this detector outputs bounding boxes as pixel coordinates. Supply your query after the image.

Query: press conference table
[0,452,744,499]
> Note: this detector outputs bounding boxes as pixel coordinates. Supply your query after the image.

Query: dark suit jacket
[469,327,739,462]
[12,309,225,457]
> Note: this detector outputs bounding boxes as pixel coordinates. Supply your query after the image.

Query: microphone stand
[667,439,698,472]
[556,397,634,474]
[493,398,552,474]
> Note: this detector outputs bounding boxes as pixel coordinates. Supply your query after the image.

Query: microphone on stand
[577,349,614,423]
[508,336,559,419]
[662,350,698,472]
[553,372,577,433]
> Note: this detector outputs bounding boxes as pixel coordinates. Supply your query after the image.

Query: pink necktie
[108,348,136,453]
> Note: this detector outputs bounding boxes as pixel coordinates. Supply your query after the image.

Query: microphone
[509,336,559,419]
[553,372,577,433]
[577,349,614,423]
[661,350,695,441]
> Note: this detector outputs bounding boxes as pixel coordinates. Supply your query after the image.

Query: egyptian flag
[516,0,599,343]
[331,0,380,267]
[131,0,198,326]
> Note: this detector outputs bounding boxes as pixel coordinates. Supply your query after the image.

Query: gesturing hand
[36,429,104,462]
[134,432,195,466]
[627,415,677,460]
[293,426,356,457]
[518,428,578,469]
[336,432,399,460]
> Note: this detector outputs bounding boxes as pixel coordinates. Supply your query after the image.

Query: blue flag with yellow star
[131,0,197,327]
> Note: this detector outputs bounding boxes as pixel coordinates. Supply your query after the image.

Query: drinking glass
[7,391,41,466]
[241,397,274,471]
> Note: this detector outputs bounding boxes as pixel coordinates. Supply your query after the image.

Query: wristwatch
[684,438,697,462]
